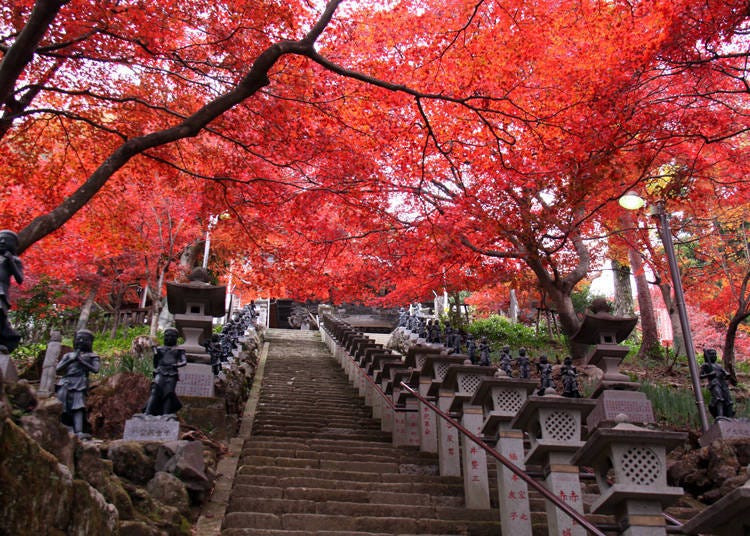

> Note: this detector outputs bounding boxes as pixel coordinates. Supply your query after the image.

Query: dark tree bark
[629,247,661,359]
[611,259,634,316]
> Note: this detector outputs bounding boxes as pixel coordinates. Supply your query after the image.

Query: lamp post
[202,212,230,270]
[619,192,710,432]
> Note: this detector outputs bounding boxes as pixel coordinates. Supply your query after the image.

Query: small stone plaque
[0,353,18,384]
[587,390,655,430]
[123,414,180,442]
[175,363,215,397]
[699,418,750,447]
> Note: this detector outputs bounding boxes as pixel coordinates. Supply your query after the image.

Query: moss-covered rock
[122,479,191,536]
[0,418,117,535]
[108,440,156,484]
[76,441,134,519]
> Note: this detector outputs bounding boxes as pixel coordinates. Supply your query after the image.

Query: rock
[121,479,191,536]
[0,417,116,535]
[108,440,156,484]
[6,379,37,413]
[146,471,190,516]
[731,438,750,466]
[718,472,750,497]
[119,519,166,536]
[19,397,76,471]
[87,372,151,439]
[68,478,119,535]
[155,440,212,501]
[707,439,740,483]
[76,441,135,519]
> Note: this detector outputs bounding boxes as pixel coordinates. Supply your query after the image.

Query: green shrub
[97,349,153,378]
[467,314,551,351]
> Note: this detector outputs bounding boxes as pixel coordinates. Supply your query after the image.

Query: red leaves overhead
[0,0,749,315]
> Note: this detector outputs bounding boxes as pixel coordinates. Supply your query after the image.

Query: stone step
[229,484,462,506]
[230,478,463,497]
[226,497,506,521]
[238,446,437,465]
[250,429,392,442]
[222,331,509,536]
[238,437,422,452]
[223,530,395,536]
[234,464,457,484]
[223,511,506,535]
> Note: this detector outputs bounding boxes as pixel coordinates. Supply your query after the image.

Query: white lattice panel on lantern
[492,387,525,414]
[435,362,452,381]
[457,373,483,395]
[619,446,661,486]
[542,410,577,442]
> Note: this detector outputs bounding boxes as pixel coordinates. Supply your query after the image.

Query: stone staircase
[221,329,508,535]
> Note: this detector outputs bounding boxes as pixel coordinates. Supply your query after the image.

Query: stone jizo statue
[499,346,513,377]
[466,334,477,364]
[517,347,530,379]
[452,329,462,354]
[536,354,553,395]
[478,336,491,366]
[561,356,581,398]
[700,348,735,419]
[56,329,100,436]
[144,328,187,416]
[0,230,23,354]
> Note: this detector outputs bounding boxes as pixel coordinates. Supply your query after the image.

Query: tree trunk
[658,282,685,357]
[149,269,168,337]
[611,259,634,316]
[76,285,99,332]
[723,312,748,384]
[629,248,661,359]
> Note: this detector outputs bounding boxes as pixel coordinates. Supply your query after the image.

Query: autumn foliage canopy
[2,0,750,349]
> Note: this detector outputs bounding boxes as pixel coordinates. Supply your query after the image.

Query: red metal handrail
[399,381,606,536]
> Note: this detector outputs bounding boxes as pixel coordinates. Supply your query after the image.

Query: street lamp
[619,191,710,432]
[202,212,230,270]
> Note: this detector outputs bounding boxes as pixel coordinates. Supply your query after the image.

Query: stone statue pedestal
[439,365,497,511]
[123,413,180,442]
[421,356,482,478]
[472,377,537,536]
[699,417,750,447]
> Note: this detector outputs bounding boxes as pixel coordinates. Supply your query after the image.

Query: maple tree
[1,0,750,363]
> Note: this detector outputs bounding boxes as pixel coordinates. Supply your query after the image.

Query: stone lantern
[439,364,498,510]
[511,395,596,536]
[472,376,537,535]
[401,344,443,453]
[421,354,475,477]
[571,419,686,536]
[166,274,226,398]
[571,306,656,431]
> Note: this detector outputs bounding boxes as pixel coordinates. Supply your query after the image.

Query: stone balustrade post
[402,345,443,454]
[511,395,596,536]
[441,364,497,509]
[421,355,470,477]
[472,376,537,534]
